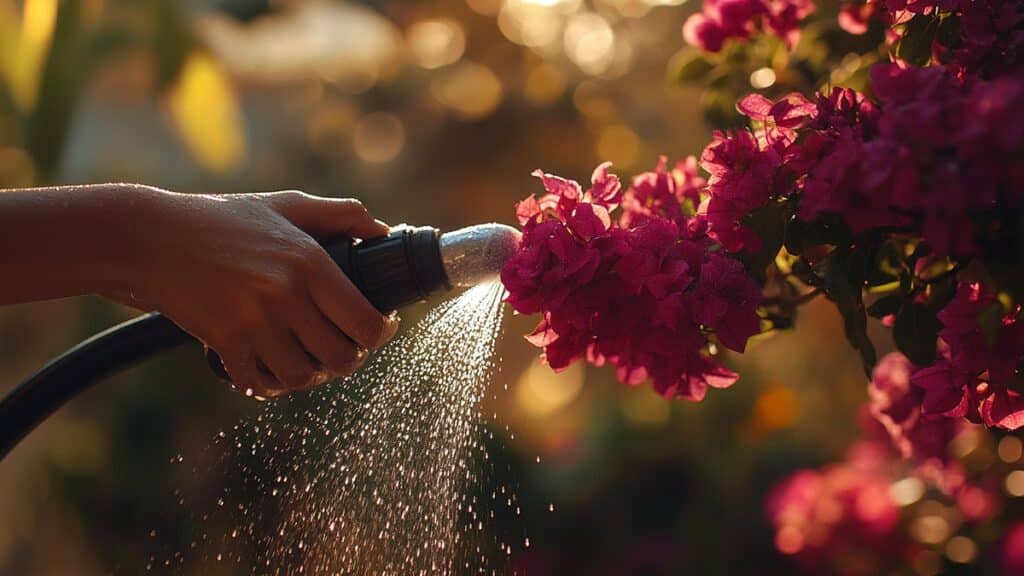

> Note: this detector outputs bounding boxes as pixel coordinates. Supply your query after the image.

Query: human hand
[113,188,399,398]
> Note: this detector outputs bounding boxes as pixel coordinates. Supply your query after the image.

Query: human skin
[0,183,400,398]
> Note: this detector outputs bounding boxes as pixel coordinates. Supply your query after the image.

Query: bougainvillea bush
[502,0,1023,571]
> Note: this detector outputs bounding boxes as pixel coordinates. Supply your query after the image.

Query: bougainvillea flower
[699,130,781,251]
[683,0,813,52]
[869,353,963,465]
[502,163,763,402]
[765,443,903,573]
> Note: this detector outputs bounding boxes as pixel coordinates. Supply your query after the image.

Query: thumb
[271,191,390,239]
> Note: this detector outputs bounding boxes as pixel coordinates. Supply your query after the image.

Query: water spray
[0,223,520,459]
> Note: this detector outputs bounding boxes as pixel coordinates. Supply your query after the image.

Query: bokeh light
[1005,470,1024,497]
[197,0,401,90]
[750,67,777,89]
[890,477,925,507]
[523,62,567,106]
[406,19,466,70]
[564,12,615,75]
[351,112,405,164]
[946,535,978,564]
[998,435,1022,463]
[514,357,585,417]
[429,61,504,121]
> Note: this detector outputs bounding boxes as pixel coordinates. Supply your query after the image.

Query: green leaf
[25,0,86,178]
[895,15,938,66]
[783,215,853,256]
[154,0,196,89]
[867,294,902,318]
[811,248,877,376]
[935,12,961,49]
[977,301,1004,348]
[700,89,745,128]
[893,302,941,366]
[739,200,787,282]
[783,217,809,255]
[668,47,716,84]
[867,241,902,287]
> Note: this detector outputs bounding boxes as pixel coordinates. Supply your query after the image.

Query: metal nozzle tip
[439,223,521,287]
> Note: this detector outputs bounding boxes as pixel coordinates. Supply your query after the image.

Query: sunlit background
[0,0,1019,574]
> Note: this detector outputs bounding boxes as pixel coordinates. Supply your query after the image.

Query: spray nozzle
[439,223,521,288]
[323,222,519,312]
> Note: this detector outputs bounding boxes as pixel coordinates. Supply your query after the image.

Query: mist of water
[151,281,523,575]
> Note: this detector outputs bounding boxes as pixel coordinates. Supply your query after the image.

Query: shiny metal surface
[439,223,521,287]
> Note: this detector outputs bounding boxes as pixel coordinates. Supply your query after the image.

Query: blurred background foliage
[0,0,1013,574]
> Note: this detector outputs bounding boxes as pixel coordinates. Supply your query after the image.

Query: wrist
[88,184,178,303]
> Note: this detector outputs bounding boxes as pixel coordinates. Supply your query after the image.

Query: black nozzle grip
[205,225,449,381]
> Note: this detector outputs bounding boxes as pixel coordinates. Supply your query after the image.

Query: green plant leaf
[893,302,941,366]
[867,293,902,318]
[739,200,787,282]
[668,47,716,84]
[895,15,937,66]
[783,215,853,255]
[809,248,877,376]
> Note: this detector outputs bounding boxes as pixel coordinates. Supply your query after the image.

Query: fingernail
[381,312,400,344]
[312,369,331,386]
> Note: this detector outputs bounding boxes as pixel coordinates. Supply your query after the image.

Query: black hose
[0,312,194,460]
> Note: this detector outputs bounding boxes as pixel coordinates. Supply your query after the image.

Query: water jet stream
[159,282,521,575]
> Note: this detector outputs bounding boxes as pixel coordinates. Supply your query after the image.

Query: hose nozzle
[322,222,519,313]
[439,223,521,288]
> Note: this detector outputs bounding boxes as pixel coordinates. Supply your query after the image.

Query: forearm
[0,183,162,305]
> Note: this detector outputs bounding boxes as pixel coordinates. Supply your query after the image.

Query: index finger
[306,250,400,350]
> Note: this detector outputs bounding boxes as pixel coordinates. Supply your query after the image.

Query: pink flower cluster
[501,161,763,401]
[619,156,704,230]
[697,87,882,252]
[682,0,815,52]
[868,353,963,465]
[838,0,1023,78]
[944,0,1024,78]
[910,283,1024,429]
[765,442,904,574]
[701,64,1024,257]
[768,422,1006,573]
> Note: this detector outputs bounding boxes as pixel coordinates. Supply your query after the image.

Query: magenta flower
[868,352,963,466]
[838,0,889,35]
[503,163,763,401]
[692,252,763,352]
[683,0,813,52]
[699,130,781,252]
[682,14,728,52]
[903,283,1024,430]
[950,0,1024,78]
[783,64,1024,257]
[765,442,903,574]
[619,156,706,230]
